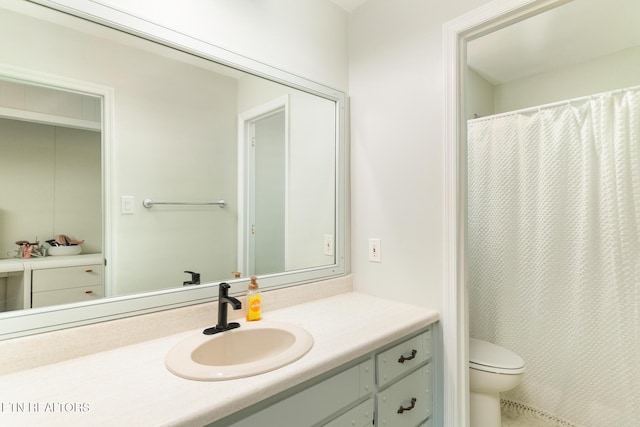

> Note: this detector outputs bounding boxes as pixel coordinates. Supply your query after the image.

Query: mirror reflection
[0,1,337,314]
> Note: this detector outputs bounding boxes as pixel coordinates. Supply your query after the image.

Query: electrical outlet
[324,234,334,256]
[121,196,135,214]
[368,238,381,262]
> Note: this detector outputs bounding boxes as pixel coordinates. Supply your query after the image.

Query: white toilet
[469,338,525,427]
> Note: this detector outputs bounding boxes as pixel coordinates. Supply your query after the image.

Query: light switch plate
[324,234,334,256]
[121,196,135,214]
[368,238,381,262]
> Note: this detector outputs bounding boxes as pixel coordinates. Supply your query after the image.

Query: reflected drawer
[32,284,103,308]
[377,329,431,388]
[32,264,102,292]
[376,364,432,427]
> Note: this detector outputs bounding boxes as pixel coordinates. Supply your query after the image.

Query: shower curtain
[467,87,640,426]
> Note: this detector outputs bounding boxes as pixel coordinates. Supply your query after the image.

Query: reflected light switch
[121,196,135,214]
[324,234,334,256]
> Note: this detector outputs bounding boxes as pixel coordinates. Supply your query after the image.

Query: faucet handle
[183,270,200,286]
[218,282,231,295]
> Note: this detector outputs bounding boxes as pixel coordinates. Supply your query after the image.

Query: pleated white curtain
[467,87,640,426]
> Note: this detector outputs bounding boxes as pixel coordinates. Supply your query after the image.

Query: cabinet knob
[85,290,93,294]
[85,269,93,273]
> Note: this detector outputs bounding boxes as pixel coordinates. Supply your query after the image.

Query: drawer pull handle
[398,349,417,363]
[85,269,93,273]
[85,290,93,294]
[397,398,417,414]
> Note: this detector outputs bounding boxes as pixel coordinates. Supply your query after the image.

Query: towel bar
[142,198,226,208]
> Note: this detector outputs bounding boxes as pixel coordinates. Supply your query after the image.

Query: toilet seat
[469,338,525,375]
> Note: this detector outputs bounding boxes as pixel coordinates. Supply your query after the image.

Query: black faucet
[183,271,200,286]
[203,283,242,335]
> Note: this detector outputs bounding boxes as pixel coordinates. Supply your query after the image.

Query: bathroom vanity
[0,284,439,426]
[214,327,434,427]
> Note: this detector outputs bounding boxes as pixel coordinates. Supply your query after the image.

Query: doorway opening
[238,96,289,276]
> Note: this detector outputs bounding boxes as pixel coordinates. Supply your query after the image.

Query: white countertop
[0,292,439,426]
[0,253,102,273]
[0,258,24,274]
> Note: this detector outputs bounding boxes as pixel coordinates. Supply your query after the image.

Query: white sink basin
[165,320,314,381]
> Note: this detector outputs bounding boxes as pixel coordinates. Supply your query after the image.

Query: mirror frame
[0,0,346,340]
[442,0,572,424]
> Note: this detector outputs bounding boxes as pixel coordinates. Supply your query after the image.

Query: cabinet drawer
[376,364,432,427]
[32,284,103,308]
[32,264,102,292]
[377,329,431,388]
[230,359,374,427]
[323,398,374,427]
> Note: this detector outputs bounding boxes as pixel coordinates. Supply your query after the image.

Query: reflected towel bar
[143,198,226,208]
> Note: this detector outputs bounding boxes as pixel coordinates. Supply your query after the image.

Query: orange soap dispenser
[246,276,261,321]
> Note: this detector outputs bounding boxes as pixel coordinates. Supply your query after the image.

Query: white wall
[0,6,240,294]
[494,46,640,113]
[95,0,348,281]
[0,119,101,257]
[94,0,349,92]
[111,56,239,294]
[1,0,349,296]
[57,0,349,291]
[466,67,494,120]
[237,75,337,273]
[0,81,101,258]
[349,0,492,309]
[467,46,640,118]
[349,0,640,311]
[286,92,336,270]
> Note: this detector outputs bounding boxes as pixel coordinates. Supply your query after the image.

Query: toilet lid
[469,338,525,374]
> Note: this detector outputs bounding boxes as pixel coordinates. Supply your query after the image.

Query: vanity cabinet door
[375,364,432,427]
[213,326,435,427]
[228,359,374,427]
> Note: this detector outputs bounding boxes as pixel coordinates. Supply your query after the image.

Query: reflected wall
[0,3,337,299]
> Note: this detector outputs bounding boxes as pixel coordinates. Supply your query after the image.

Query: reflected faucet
[183,270,200,286]
[203,283,242,335]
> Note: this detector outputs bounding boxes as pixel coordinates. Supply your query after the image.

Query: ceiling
[467,0,640,84]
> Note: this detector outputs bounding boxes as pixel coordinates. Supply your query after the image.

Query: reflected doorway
[239,96,289,276]
[0,75,105,312]
[252,110,286,275]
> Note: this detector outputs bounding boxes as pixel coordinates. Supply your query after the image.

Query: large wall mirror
[0,0,345,339]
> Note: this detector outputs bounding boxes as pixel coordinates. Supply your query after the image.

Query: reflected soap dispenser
[246,276,261,321]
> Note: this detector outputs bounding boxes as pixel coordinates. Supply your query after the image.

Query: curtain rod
[469,83,640,124]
